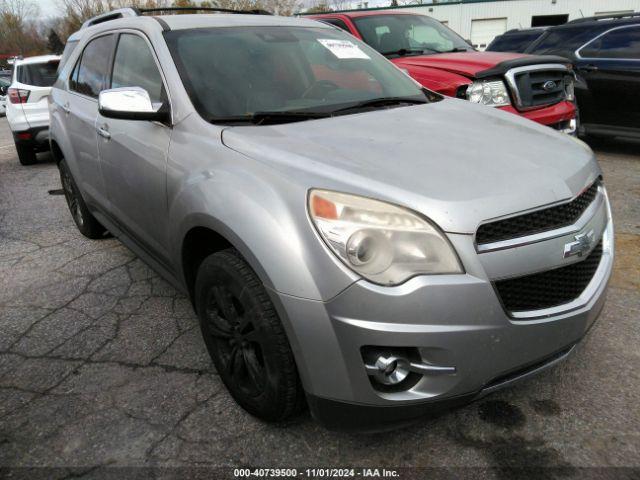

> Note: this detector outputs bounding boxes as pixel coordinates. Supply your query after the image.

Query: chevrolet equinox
[49,8,614,430]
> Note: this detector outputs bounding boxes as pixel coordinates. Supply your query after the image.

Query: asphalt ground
[0,117,638,479]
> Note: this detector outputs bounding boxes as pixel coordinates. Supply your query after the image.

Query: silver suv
[49,8,613,430]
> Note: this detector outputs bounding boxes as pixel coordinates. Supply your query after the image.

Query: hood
[221,99,598,234]
[394,51,529,78]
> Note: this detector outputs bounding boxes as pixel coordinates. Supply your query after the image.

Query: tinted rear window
[487,31,544,52]
[17,61,60,87]
[580,26,640,59]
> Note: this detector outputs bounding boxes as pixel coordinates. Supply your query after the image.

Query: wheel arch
[179,216,278,307]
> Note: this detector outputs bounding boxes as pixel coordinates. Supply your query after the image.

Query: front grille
[477,180,600,245]
[512,69,568,109]
[494,240,603,313]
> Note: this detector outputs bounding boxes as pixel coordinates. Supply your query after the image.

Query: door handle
[97,125,111,140]
[580,64,599,72]
[62,103,71,114]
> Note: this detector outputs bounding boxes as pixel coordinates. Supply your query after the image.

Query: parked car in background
[525,12,640,140]
[0,77,10,116]
[486,27,547,53]
[6,55,61,165]
[51,8,612,430]
[308,11,577,134]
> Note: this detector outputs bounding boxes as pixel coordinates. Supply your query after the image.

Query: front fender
[167,122,358,302]
[400,65,472,97]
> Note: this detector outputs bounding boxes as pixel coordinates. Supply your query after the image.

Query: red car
[308,11,577,133]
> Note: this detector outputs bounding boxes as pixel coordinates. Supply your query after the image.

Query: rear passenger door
[97,32,172,264]
[66,34,116,209]
[576,25,640,131]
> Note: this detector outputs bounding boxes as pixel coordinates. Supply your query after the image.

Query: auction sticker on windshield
[318,39,370,59]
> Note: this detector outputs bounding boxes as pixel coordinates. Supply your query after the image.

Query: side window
[111,34,165,104]
[580,27,640,59]
[71,35,116,98]
[322,18,351,33]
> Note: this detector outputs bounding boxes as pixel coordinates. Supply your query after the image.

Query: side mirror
[0,86,7,96]
[98,87,169,123]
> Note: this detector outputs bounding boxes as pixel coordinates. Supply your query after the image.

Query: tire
[15,142,37,166]
[58,159,108,239]
[195,248,304,422]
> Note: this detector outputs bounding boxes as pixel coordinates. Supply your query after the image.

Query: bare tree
[0,0,47,56]
[305,0,331,13]
[55,0,171,40]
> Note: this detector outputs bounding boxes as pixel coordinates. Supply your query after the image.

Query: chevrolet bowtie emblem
[563,230,595,258]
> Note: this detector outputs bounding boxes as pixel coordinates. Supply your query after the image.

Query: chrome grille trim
[504,63,570,111]
[476,185,604,253]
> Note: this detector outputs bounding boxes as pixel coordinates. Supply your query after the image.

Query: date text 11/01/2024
[233,469,400,478]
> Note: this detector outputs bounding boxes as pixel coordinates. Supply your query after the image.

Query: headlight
[466,80,511,107]
[564,76,575,101]
[308,190,463,285]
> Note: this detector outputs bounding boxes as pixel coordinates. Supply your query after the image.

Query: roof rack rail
[81,7,140,29]
[137,7,272,16]
[80,6,272,30]
[567,11,640,24]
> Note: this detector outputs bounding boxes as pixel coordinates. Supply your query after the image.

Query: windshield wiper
[441,48,471,53]
[210,98,428,125]
[380,48,434,57]
[332,97,428,114]
[211,110,330,125]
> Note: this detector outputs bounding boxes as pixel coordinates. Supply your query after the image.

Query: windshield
[353,14,472,56]
[164,26,426,122]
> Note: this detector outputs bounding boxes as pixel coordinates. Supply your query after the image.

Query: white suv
[6,55,60,165]
[0,76,9,116]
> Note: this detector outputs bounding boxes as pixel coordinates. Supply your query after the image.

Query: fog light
[372,355,410,385]
[362,346,457,392]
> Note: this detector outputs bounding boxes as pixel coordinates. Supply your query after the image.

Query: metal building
[348,0,640,50]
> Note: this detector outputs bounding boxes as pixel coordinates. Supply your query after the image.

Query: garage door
[471,18,507,51]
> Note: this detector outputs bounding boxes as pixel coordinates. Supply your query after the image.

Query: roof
[504,27,548,34]
[552,15,640,30]
[14,55,61,66]
[157,13,329,30]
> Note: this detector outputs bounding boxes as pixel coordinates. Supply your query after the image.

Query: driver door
[97,32,173,264]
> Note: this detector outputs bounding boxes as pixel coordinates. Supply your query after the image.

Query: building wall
[399,0,639,48]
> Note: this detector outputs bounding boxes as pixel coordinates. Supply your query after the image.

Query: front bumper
[274,195,613,430]
[499,100,577,132]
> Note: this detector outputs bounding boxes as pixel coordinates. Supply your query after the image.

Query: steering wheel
[301,80,340,99]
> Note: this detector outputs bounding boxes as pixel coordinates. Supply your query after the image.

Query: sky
[34,0,61,18]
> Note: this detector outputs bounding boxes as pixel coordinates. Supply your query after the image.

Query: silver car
[49,8,613,430]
